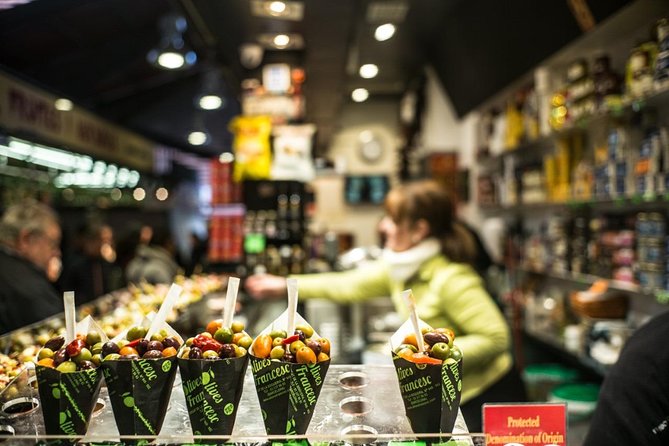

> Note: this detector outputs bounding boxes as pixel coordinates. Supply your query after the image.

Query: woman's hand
[244,274,287,300]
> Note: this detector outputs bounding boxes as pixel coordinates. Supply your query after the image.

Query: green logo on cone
[224,403,234,416]
[122,392,135,408]
[51,384,61,400]
[201,369,214,385]
[162,359,172,372]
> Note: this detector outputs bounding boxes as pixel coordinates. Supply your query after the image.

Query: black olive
[136,339,149,356]
[219,344,236,358]
[189,347,203,359]
[142,350,163,359]
[162,337,180,349]
[78,360,96,370]
[101,341,120,357]
[147,341,164,352]
[53,348,69,366]
[44,336,65,351]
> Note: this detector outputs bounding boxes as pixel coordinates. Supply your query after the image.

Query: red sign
[483,403,566,446]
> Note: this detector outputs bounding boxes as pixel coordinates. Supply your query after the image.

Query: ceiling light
[251,0,304,20]
[219,152,235,164]
[198,95,223,110]
[258,33,304,50]
[147,14,197,70]
[374,23,396,41]
[133,188,146,201]
[188,131,208,146]
[268,1,287,15]
[54,98,73,111]
[359,64,379,79]
[156,187,169,201]
[273,34,291,48]
[352,88,369,102]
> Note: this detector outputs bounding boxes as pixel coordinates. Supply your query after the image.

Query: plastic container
[549,382,600,421]
[522,363,579,401]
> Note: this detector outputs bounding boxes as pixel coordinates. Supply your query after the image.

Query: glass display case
[0,364,478,445]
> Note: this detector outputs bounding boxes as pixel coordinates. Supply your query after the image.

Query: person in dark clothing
[125,226,180,285]
[59,222,123,304]
[0,200,63,334]
[583,310,669,446]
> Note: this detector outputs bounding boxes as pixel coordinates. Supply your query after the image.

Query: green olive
[56,361,77,373]
[86,331,102,346]
[430,342,450,360]
[238,335,253,350]
[126,326,146,341]
[73,348,92,364]
[231,321,245,333]
[395,343,418,354]
[38,348,54,360]
[269,329,287,339]
[91,342,104,355]
[202,350,219,359]
[449,345,463,362]
[270,345,285,360]
[295,324,314,338]
[234,346,247,357]
[214,327,233,344]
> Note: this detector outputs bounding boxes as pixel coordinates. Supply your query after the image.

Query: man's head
[0,200,61,272]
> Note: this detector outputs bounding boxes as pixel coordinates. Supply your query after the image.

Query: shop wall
[318,98,399,247]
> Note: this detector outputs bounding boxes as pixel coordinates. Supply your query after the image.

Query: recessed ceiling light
[156,187,169,201]
[374,23,396,41]
[157,51,186,69]
[273,34,291,48]
[359,64,379,79]
[133,188,146,201]
[198,95,224,110]
[54,98,73,111]
[352,88,369,102]
[268,1,287,15]
[219,152,235,164]
[188,131,208,146]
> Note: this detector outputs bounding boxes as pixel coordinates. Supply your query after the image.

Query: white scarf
[382,238,442,283]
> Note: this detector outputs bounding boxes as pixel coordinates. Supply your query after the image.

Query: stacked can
[635,212,667,291]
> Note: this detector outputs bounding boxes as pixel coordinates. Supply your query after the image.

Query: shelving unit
[472,2,669,396]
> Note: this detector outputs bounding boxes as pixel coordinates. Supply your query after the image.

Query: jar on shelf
[592,54,622,111]
[626,39,658,98]
[654,17,669,88]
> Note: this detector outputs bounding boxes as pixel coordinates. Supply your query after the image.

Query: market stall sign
[483,402,566,446]
[0,70,154,172]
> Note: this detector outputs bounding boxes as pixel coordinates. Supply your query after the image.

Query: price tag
[483,403,566,446]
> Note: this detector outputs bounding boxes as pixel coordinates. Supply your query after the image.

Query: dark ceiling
[0,0,633,166]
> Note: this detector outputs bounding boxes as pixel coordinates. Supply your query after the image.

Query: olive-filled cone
[392,354,463,434]
[36,365,103,436]
[101,356,177,437]
[178,355,248,436]
[250,355,330,435]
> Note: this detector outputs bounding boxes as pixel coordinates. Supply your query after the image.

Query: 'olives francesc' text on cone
[100,320,182,440]
[177,318,251,437]
[249,310,331,435]
[35,315,106,437]
[391,319,463,435]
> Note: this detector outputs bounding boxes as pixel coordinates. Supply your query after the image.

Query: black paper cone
[101,357,177,438]
[178,355,249,437]
[392,354,463,434]
[36,365,103,436]
[250,356,330,435]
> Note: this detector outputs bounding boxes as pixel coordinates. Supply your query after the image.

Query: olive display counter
[0,274,228,392]
[0,364,478,445]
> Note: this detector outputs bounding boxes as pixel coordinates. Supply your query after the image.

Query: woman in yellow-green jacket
[245,179,526,432]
